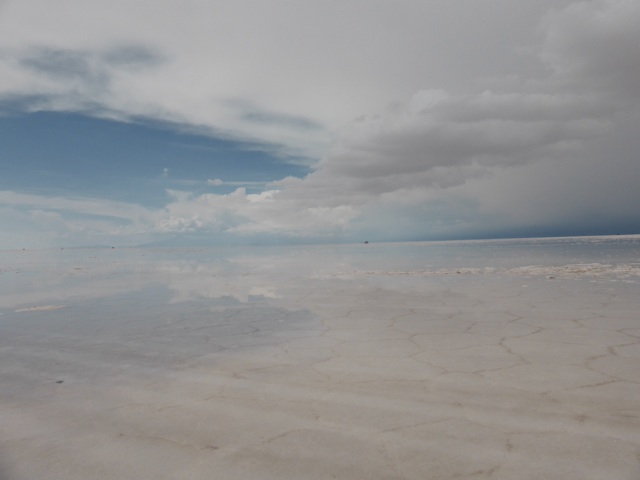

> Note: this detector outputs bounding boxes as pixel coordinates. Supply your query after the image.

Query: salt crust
[1,242,639,480]
[339,263,640,278]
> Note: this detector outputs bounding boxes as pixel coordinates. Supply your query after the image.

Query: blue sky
[1,0,640,248]
[0,110,308,205]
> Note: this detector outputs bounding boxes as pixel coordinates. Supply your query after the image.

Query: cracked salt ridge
[338,262,640,278]
[15,304,66,312]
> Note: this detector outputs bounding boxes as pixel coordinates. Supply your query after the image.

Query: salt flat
[1,239,639,479]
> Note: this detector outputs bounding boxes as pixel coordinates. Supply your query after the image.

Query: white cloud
[0,191,152,224]
[155,187,358,238]
[0,191,159,247]
[0,0,562,160]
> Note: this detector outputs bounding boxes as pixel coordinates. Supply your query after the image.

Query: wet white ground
[1,240,639,479]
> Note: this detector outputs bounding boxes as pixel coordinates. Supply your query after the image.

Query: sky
[1,0,639,249]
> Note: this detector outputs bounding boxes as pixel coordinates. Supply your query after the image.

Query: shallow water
[1,236,639,479]
[1,235,639,307]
